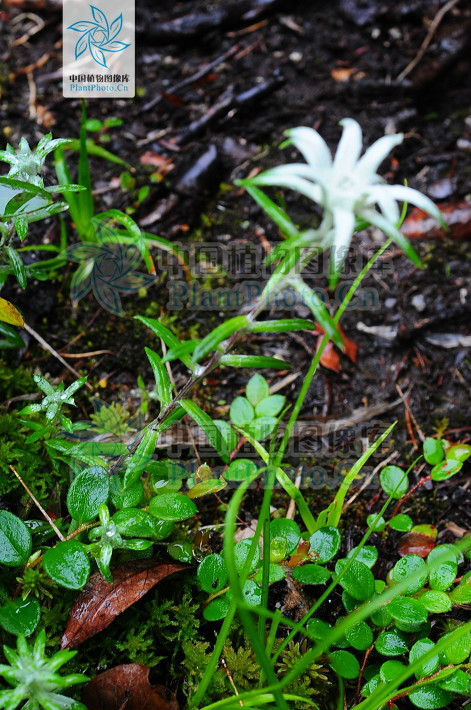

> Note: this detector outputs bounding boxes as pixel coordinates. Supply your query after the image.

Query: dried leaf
[401,201,471,240]
[0,297,24,327]
[319,339,341,372]
[398,532,436,559]
[331,67,356,82]
[82,664,179,710]
[61,560,186,649]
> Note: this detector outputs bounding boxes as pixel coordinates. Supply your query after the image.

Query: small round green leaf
[309,526,341,564]
[429,561,457,591]
[328,650,360,679]
[409,639,439,678]
[148,493,197,522]
[167,542,193,564]
[345,621,373,650]
[335,559,375,601]
[389,514,413,532]
[367,514,386,532]
[375,628,409,656]
[380,465,409,499]
[430,459,462,481]
[270,519,301,557]
[110,478,144,509]
[254,564,285,584]
[387,597,428,629]
[43,540,90,589]
[0,511,32,567]
[198,553,227,593]
[255,395,285,418]
[0,598,40,636]
[225,459,258,482]
[420,590,452,613]
[449,582,471,605]
[230,397,254,427]
[428,544,462,566]
[203,595,230,621]
[409,685,453,709]
[380,660,406,683]
[307,618,332,640]
[245,416,277,441]
[292,564,331,585]
[445,443,471,463]
[361,674,382,697]
[246,374,270,406]
[67,467,109,523]
[153,520,174,540]
[438,669,471,694]
[440,630,471,664]
[346,545,378,569]
[113,509,158,538]
[234,539,259,575]
[393,555,427,595]
[423,438,444,465]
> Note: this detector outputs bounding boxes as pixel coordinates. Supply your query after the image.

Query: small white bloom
[247,119,442,285]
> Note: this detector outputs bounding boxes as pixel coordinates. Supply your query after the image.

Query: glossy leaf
[387,597,428,629]
[346,545,378,569]
[292,564,330,585]
[43,540,90,589]
[110,478,144,510]
[379,660,406,683]
[392,555,428,595]
[380,465,409,499]
[446,443,471,462]
[398,532,436,558]
[449,582,471,605]
[430,458,462,481]
[429,561,457,591]
[234,539,260,575]
[270,518,301,557]
[375,628,409,656]
[148,493,197,522]
[123,428,159,489]
[420,590,452,613]
[309,527,341,564]
[145,348,172,408]
[409,638,439,678]
[225,458,259,482]
[328,650,360,679]
[167,542,193,564]
[409,685,453,709]
[345,621,373,650]
[367,514,386,532]
[0,598,40,636]
[335,558,375,601]
[197,553,227,593]
[0,511,32,566]
[112,509,158,538]
[6,246,26,288]
[61,560,186,648]
[67,467,109,522]
[203,595,231,621]
[438,669,471,694]
[423,438,444,465]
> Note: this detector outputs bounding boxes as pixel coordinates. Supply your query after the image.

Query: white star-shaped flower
[245,119,443,286]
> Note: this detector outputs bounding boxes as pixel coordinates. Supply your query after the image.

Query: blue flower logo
[67,5,130,68]
[65,222,156,316]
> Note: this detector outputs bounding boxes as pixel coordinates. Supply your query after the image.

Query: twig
[9,465,65,541]
[396,0,460,81]
[142,43,240,112]
[59,349,114,358]
[23,322,93,390]
[395,384,424,443]
[221,658,243,706]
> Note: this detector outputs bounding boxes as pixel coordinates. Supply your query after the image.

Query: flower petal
[330,207,355,286]
[333,119,363,172]
[355,133,403,179]
[379,184,442,222]
[367,186,400,224]
[249,167,324,203]
[285,126,332,172]
[361,208,421,267]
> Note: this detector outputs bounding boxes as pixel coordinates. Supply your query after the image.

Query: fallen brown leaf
[398,532,436,558]
[401,200,471,240]
[319,339,341,372]
[61,560,186,649]
[82,664,179,710]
